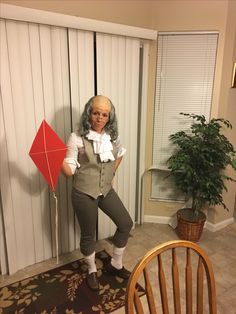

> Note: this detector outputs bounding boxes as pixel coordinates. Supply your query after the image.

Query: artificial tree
[167,113,236,240]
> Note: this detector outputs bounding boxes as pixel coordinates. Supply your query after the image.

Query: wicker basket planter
[176,208,206,242]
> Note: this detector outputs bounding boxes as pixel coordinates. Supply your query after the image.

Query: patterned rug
[0,250,144,314]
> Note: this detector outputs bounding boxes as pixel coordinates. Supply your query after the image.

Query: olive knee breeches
[71,187,133,256]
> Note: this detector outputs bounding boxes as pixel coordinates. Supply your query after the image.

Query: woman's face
[90,96,111,133]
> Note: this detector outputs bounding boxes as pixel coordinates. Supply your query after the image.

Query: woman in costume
[62,95,133,291]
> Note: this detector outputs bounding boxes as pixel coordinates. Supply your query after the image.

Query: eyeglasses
[91,111,110,119]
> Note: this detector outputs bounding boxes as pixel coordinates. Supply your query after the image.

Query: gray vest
[73,137,118,199]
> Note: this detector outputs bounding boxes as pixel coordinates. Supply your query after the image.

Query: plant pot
[176,208,206,242]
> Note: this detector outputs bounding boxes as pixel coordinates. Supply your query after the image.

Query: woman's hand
[114,156,123,172]
[61,160,73,177]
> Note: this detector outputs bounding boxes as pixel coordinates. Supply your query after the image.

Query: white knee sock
[83,252,97,274]
[111,246,125,270]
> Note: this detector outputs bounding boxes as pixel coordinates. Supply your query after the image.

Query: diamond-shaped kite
[29,119,67,264]
[29,119,67,191]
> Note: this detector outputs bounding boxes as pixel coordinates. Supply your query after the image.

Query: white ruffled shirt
[64,130,126,175]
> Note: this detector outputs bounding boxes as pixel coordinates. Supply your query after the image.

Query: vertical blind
[152,32,218,200]
[68,29,95,131]
[0,18,148,274]
[96,33,141,239]
[68,29,95,250]
[1,20,67,272]
[0,20,94,274]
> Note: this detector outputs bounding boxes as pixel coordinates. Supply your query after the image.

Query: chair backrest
[125,240,217,314]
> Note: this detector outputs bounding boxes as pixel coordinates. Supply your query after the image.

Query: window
[152,32,218,200]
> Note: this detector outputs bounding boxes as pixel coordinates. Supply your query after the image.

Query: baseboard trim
[144,215,235,232]
[144,215,173,224]
[205,217,235,232]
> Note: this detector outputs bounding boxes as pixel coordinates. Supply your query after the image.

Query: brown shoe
[104,262,131,279]
[86,272,99,291]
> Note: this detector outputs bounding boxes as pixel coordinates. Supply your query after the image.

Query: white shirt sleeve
[114,136,126,158]
[64,132,83,175]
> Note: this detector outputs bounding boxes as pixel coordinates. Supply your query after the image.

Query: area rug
[0,250,144,314]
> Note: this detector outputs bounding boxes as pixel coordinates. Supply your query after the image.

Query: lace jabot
[86,130,115,162]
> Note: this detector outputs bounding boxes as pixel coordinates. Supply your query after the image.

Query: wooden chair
[125,240,217,314]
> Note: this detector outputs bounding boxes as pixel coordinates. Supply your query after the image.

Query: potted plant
[167,113,236,242]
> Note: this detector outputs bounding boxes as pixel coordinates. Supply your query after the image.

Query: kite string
[53,192,59,264]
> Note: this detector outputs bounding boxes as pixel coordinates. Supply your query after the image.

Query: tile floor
[1,222,236,313]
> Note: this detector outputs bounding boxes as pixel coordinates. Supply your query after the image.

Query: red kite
[29,119,67,191]
[29,119,67,264]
